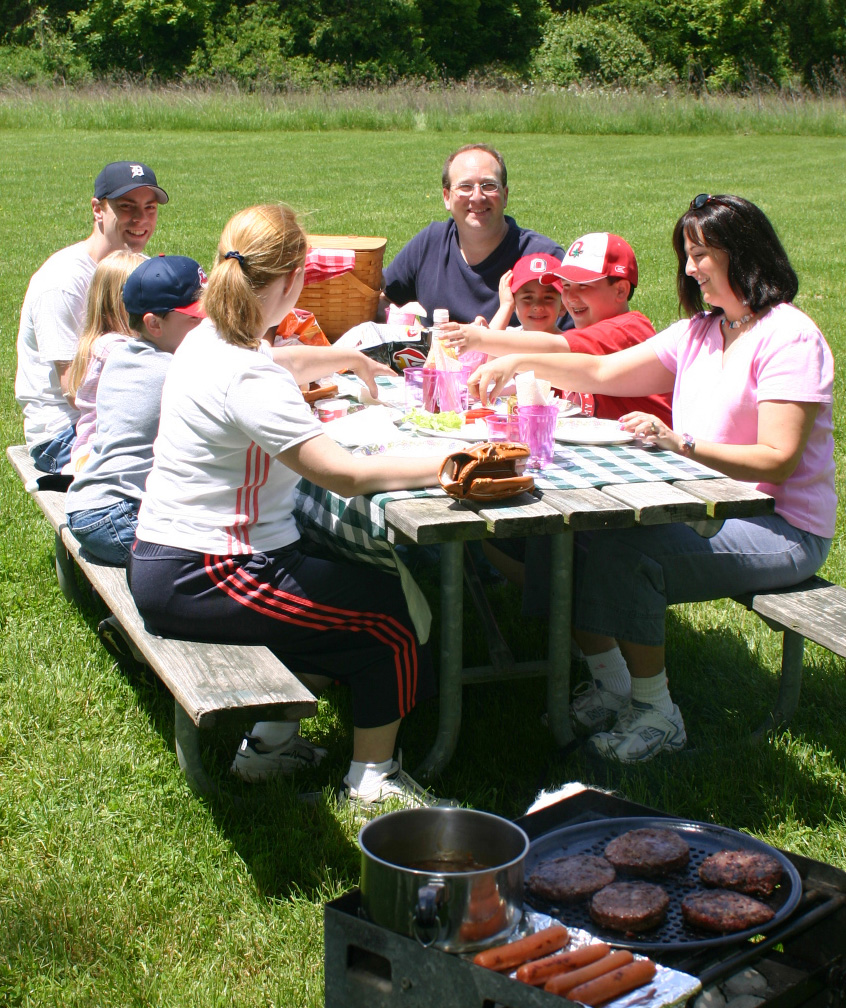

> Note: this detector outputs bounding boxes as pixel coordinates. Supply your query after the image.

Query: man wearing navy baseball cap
[64,255,206,566]
[16,160,168,472]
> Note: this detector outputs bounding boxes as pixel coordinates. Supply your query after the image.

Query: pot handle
[413,882,445,947]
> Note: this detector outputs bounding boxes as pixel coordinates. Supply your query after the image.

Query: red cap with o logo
[510,254,563,294]
[541,233,638,288]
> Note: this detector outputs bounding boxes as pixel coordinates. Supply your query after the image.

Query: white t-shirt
[15,241,96,450]
[136,320,323,554]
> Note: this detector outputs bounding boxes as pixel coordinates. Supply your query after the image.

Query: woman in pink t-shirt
[470,195,835,763]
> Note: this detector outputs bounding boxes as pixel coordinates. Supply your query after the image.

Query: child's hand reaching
[438,322,489,354]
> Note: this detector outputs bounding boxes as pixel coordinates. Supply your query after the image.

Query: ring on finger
[650,421,658,435]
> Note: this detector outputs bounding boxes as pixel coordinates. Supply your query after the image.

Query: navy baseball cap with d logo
[94,161,169,203]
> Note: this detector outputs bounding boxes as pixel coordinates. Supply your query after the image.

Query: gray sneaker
[587,701,687,763]
[570,679,630,730]
[340,757,457,816]
[231,733,328,782]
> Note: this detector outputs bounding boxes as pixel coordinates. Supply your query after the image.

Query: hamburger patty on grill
[604,828,690,877]
[590,881,670,933]
[527,854,616,903]
[681,890,775,933]
[698,849,783,898]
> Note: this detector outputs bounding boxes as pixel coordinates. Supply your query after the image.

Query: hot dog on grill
[565,958,658,1005]
[515,942,610,986]
[472,925,570,972]
[543,950,634,996]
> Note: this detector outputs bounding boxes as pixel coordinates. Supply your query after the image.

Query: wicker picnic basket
[296,234,387,342]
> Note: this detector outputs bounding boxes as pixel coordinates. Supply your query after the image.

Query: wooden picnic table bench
[6,443,318,799]
[733,576,846,735]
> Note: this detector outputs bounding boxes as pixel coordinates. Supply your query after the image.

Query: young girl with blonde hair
[67,250,145,472]
[128,204,450,810]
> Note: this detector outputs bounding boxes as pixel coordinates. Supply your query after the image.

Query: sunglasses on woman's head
[690,193,715,210]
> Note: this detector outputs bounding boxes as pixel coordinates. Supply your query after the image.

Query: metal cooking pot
[358,807,529,953]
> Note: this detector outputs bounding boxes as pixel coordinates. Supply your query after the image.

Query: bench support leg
[174,702,226,799]
[54,532,86,605]
[754,629,804,738]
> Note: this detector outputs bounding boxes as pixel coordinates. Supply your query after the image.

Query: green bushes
[530,13,675,86]
[1,0,845,90]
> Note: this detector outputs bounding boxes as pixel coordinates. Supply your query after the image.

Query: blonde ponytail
[203,204,307,348]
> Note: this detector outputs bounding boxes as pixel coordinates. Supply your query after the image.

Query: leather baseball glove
[438,441,534,502]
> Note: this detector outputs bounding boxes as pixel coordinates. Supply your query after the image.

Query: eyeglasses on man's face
[450,181,502,197]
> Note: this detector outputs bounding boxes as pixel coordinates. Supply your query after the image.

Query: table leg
[414,539,463,779]
[545,530,575,748]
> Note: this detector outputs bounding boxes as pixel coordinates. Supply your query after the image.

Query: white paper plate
[554,417,634,445]
[354,437,470,458]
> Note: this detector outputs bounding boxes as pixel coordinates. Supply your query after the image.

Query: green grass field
[2,120,845,1007]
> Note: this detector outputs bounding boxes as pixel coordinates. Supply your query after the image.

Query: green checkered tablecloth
[294,443,722,565]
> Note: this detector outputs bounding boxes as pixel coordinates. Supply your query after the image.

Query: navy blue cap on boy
[123,255,207,318]
[94,161,169,204]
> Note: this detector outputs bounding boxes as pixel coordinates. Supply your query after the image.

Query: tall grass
[1,81,846,135]
[1,123,845,1006]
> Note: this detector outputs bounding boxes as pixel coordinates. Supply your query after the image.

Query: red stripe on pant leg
[204,556,419,715]
[222,561,419,712]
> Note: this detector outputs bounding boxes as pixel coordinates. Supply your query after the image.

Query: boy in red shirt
[440,234,672,425]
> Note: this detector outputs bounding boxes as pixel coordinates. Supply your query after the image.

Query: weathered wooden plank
[7,445,317,730]
[599,481,708,524]
[471,495,565,538]
[673,478,775,519]
[540,486,637,530]
[384,496,488,544]
[735,576,846,657]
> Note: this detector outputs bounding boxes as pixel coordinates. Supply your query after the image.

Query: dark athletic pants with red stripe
[128,539,434,728]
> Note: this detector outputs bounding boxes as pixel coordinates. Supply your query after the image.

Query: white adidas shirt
[137,320,322,554]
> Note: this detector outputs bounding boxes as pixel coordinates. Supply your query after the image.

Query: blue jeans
[31,424,76,473]
[67,500,139,566]
[573,515,832,647]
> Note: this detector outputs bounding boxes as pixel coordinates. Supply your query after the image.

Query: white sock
[584,647,631,697]
[345,758,395,793]
[631,670,674,715]
[250,720,299,748]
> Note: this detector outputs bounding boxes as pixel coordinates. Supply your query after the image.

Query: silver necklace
[721,312,754,330]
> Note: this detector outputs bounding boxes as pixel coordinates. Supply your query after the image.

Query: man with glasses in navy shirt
[381,144,569,327]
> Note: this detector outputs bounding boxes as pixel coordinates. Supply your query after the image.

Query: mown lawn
[1,123,845,1007]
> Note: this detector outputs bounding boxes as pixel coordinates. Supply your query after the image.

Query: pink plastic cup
[403,367,426,410]
[485,414,521,442]
[421,367,468,414]
[517,404,558,468]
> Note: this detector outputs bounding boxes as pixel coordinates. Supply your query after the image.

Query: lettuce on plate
[404,408,463,431]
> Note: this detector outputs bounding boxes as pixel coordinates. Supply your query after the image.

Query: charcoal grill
[324,788,846,1008]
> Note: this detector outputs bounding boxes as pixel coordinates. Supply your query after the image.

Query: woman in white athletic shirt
[129,204,449,811]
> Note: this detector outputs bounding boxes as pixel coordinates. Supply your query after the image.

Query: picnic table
[294,424,775,777]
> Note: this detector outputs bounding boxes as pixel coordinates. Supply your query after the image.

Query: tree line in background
[1,0,844,91]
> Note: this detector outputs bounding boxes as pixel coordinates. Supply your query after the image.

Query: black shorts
[128,538,434,729]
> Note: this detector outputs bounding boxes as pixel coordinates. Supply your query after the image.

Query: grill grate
[523,816,801,952]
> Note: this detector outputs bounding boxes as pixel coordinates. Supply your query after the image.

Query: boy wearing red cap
[439,233,672,425]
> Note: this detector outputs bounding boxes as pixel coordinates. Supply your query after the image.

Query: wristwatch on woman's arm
[679,433,696,455]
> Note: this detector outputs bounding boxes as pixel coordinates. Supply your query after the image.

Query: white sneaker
[231,733,328,782]
[340,758,457,815]
[587,701,687,763]
[571,679,630,730]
